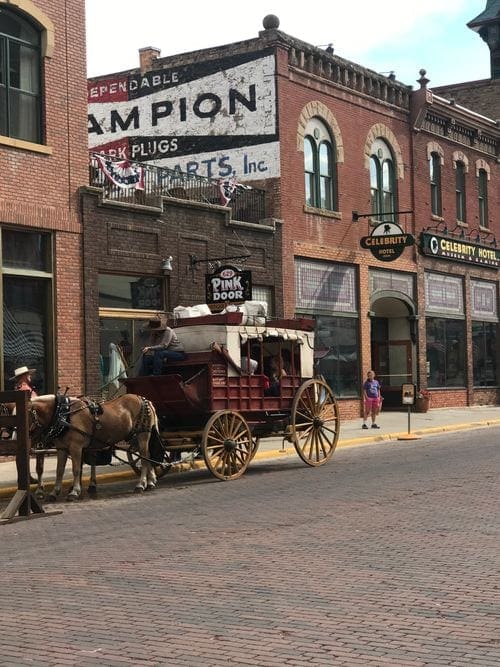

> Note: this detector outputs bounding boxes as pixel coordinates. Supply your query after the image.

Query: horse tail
[142,398,163,463]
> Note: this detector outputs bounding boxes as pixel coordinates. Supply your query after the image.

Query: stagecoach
[123,311,340,480]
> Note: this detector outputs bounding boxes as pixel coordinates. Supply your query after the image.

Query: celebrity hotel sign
[360,222,415,262]
[420,232,500,269]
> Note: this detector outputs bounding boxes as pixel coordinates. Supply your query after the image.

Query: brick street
[1,428,499,667]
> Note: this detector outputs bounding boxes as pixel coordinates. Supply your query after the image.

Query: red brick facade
[0,0,87,393]
[80,190,283,395]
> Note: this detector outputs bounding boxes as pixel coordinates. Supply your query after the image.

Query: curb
[1,418,499,501]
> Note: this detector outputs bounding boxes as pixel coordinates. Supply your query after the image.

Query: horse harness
[29,394,153,451]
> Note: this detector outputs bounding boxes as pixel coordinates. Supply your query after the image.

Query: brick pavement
[0,427,499,665]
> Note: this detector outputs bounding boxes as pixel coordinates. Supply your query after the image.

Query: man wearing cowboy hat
[10,366,38,397]
[140,316,186,375]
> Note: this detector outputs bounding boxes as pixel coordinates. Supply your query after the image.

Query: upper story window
[370,140,395,222]
[478,169,489,228]
[455,161,467,223]
[0,7,41,143]
[304,118,337,211]
[429,152,442,217]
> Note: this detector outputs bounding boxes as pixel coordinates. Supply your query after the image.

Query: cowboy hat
[10,366,36,381]
[144,316,168,331]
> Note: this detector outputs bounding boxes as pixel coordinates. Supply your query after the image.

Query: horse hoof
[66,494,78,502]
[47,494,57,503]
[146,483,156,492]
[87,485,97,495]
[35,489,45,500]
[134,486,144,494]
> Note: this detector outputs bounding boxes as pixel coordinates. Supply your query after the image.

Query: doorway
[369,298,415,408]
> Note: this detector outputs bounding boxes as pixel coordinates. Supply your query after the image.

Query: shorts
[364,397,379,411]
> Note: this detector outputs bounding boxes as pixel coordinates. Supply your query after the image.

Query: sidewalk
[1,405,500,499]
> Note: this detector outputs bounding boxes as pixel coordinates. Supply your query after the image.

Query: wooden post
[0,390,61,524]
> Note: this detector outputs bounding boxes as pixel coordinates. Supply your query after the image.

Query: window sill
[303,205,342,220]
[0,135,53,155]
[430,214,444,222]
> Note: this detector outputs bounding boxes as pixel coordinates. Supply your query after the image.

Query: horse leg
[66,446,83,501]
[147,464,157,491]
[47,449,68,502]
[34,451,46,499]
[134,432,154,493]
[87,465,97,495]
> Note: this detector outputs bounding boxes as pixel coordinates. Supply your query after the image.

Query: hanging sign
[420,232,500,269]
[205,265,252,305]
[360,222,415,262]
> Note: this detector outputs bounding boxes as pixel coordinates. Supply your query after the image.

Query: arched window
[429,152,442,217]
[455,161,466,223]
[303,119,337,211]
[0,6,41,142]
[370,140,395,222]
[478,169,489,228]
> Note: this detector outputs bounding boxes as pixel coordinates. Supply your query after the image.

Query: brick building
[87,9,499,414]
[80,180,282,394]
[433,1,500,120]
[0,0,88,394]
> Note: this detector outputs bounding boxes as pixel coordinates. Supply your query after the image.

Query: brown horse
[29,393,160,501]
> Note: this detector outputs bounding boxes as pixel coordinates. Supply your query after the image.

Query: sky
[85,0,490,88]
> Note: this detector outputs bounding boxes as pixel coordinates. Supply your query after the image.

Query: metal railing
[88,153,266,224]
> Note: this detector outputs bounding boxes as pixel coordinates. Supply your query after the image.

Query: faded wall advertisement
[88,50,279,180]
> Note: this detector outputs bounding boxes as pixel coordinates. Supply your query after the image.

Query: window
[98,275,164,310]
[312,315,360,397]
[2,229,53,392]
[303,119,337,210]
[295,258,359,397]
[426,318,466,388]
[472,321,498,387]
[455,161,466,222]
[0,7,41,142]
[478,169,489,228]
[252,285,274,317]
[429,152,442,216]
[98,274,165,393]
[370,140,395,221]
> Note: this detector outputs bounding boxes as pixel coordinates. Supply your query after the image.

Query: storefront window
[98,273,165,394]
[295,258,359,397]
[2,229,53,391]
[98,275,163,310]
[472,321,498,387]
[311,315,359,397]
[99,317,152,387]
[426,318,466,387]
[2,228,51,271]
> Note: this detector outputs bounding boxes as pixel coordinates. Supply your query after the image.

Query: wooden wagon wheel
[290,378,340,466]
[249,437,260,462]
[202,410,253,480]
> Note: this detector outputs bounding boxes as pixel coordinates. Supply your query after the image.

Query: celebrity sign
[360,222,415,262]
[420,232,500,269]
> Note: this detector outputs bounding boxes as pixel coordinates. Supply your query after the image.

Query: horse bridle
[28,395,72,448]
